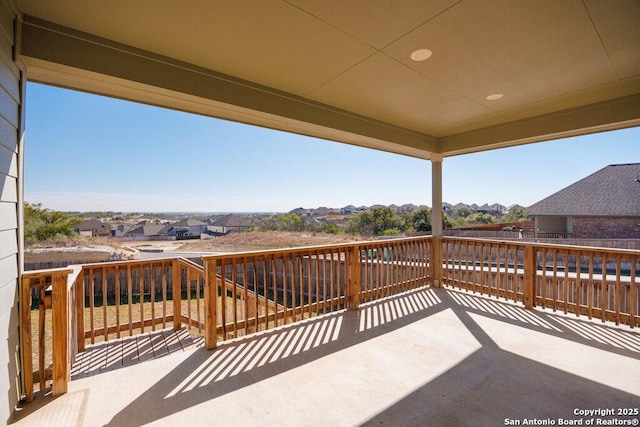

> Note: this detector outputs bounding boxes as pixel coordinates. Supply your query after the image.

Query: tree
[465,212,495,225]
[347,206,405,236]
[500,205,530,223]
[408,206,432,232]
[320,222,340,234]
[24,202,81,244]
[404,206,453,232]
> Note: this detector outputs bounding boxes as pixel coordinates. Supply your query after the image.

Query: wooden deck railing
[20,257,208,399]
[441,237,640,327]
[21,266,81,400]
[20,235,638,400]
[202,236,432,349]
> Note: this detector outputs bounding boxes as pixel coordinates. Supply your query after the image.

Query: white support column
[431,154,443,287]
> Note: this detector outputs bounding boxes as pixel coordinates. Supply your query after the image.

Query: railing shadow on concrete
[96,288,639,426]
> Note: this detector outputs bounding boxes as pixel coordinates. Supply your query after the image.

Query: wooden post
[524,245,536,309]
[430,237,442,287]
[204,259,218,350]
[76,272,85,352]
[172,259,181,331]
[348,246,361,309]
[20,277,34,401]
[51,273,69,396]
[431,155,443,288]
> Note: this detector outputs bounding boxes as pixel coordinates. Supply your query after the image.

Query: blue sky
[24,82,640,213]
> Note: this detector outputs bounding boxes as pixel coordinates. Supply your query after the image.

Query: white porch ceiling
[14,0,640,159]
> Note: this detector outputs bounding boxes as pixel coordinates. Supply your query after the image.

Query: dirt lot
[175,231,364,253]
[24,232,366,266]
[25,239,138,265]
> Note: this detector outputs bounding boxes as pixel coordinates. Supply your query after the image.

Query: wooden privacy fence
[202,236,432,348]
[441,237,640,327]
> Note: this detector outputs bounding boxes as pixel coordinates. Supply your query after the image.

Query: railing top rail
[175,256,204,272]
[22,267,75,278]
[442,236,640,256]
[74,257,176,269]
[201,235,433,261]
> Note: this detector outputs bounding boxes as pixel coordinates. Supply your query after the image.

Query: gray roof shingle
[528,163,640,216]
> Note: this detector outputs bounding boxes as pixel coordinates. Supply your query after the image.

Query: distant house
[74,218,111,237]
[162,219,207,240]
[474,203,506,216]
[340,205,356,215]
[122,221,166,239]
[528,163,640,239]
[289,207,311,216]
[208,214,255,234]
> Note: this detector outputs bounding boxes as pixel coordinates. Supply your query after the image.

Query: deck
[71,327,202,380]
[10,287,640,426]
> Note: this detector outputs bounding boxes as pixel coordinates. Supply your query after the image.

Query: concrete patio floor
[9,287,640,427]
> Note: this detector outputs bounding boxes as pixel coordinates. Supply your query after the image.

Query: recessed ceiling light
[410,48,432,62]
[486,93,504,101]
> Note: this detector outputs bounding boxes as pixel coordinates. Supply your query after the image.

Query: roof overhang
[14,1,640,160]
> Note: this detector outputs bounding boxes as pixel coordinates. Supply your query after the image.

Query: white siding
[0,0,22,423]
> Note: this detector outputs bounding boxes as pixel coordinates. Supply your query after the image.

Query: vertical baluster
[263,257,269,330]
[231,257,238,336]
[337,249,343,309]
[196,267,202,333]
[186,267,192,332]
[220,259,227,339]
[115,267,121,339]
[587,253,594,320]
[38,280,46,394]
[150,264,156,332]
[630,255,637,328]
[601,256,607,323]
[271,255,278,328]
[615,255,621,326]
[127,265,133,336]
[321,249,328,312]
[253,259,259,330]
[101,268,108,341]
[575,253,581,318]
[162,263,167,329]
[139,266,145,334]
[332,250,338,311]
[551,250,558,312]
[540,248,547,308]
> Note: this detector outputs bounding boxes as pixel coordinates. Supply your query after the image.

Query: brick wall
[572,216,640,239]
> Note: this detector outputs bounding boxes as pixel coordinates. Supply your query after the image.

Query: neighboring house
[122,221,166,239]
[208,214,255,234]
[340,205,356,215]
[74,218,111,237]
[111,224,130,237]
[474,203,506,216]
[528,163,640,239]
[163,219,207,239]
[312,207,339,216]
[289,207,311,216]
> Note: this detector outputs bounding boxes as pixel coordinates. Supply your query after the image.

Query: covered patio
[10,286,639,426]
[1,1,639,424]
